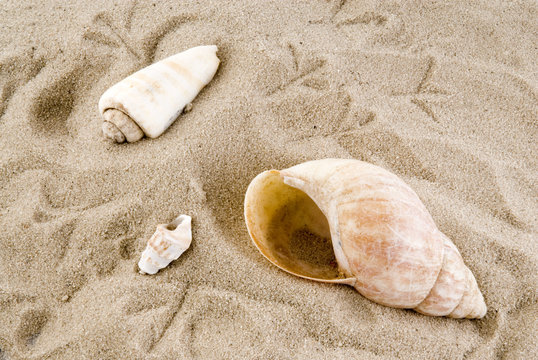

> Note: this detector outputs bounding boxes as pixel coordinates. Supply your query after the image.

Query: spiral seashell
[244,159,487,318]
[138,215,192,275]
[99,45,220,143]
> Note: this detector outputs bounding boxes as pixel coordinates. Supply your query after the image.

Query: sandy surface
[0,0,537,359]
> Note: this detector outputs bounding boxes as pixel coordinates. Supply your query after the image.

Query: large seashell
[138,214,192,275]
[99,45,220,143]
[244,159,487,318]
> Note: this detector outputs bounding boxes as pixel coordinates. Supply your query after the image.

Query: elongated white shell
[138,215,192,275]
[99,45,220,142]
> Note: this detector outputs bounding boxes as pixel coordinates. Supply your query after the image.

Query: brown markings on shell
[132,72,164,97]
[143,254,159,268]
[122,74,158,103]
[335,167,444,307]
[163,59,204,90]
[148,227,171,256]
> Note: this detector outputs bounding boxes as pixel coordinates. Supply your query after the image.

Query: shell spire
[99,45,220,143]
[138,215,192,275]
[244,159,487,318]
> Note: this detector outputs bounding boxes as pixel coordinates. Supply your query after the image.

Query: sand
[0,0,537,359]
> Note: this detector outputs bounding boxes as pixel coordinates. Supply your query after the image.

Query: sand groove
[84,5,200,67]
[264,43,327,96]
[336,12,388,27]
[0,52,46,121]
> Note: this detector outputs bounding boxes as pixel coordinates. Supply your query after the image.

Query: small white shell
[138,215,192,275]
[99,45,220,142]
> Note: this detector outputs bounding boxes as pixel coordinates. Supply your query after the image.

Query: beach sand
[0,0,537,359]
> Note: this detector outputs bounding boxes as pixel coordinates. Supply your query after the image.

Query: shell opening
[245,170,351,283]
[166,214,190,231]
